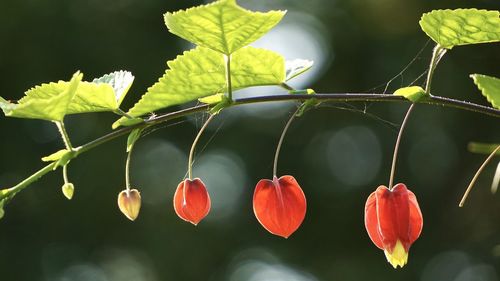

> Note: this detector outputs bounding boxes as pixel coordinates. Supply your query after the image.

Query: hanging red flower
[174,178,211,225]
[364,183,423,268]
[253,175,306,238]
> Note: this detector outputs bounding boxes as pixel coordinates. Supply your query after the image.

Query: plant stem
[225,55,233,101]
[273,106,301,177]
[425,45,446,95]
[459,145,500,207]
[55,121,73,150]
[1,91,499,201]
[63,164,69,184]
[388,44,446,190]
[388,103,415,190]
[188,114,215,179]
[125,143,134,191]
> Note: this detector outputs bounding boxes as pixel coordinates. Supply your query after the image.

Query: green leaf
[67,71,134,114]
[127,128,142,152]
[164,0,285,54]
[285,59,314,81]
[92,70,134,107]
[0,71,135,120]
[199,93,225,104]
[0,72,82,121]
[419,9,500,49]
[471,74,500,109]
[394,86,427,102]
[113,46,286,127]
[468,142,500,155]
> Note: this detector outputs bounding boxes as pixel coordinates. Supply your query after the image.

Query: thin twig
[459,145,500,207]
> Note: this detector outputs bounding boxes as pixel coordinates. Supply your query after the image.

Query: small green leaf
[127,128,142,152]
[112,117,144,129]
[419,9,500,49]
[92,70,134,107]
[394,86,427,102]
[468,142,500,155]
[42,149,71,162]
[68,71,134,114]
[471,74,500,109]
[164,0,285,54]
[199,93,225,104]
[285,59,314,81]
[0,72,82,121]
[114,46,286,127]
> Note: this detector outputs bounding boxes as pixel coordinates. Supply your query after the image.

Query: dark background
[1,0,499,280]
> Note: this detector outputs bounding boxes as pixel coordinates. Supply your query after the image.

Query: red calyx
[364,183,423,268]
[253,175,307,238]
[173,178,211,225]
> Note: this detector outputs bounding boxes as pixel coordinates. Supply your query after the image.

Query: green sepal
[394,86,428,102]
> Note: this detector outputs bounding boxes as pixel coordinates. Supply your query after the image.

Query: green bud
[62,183,75,200]
[117,189,141,221]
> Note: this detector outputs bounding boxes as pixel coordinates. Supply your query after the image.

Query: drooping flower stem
[459,144,500,207]
[188,114,215,179]
[388,44,446,190]
[62,164,70,185]
[273,106,301,177]
[125,142,134,192]
[388,104,415,190]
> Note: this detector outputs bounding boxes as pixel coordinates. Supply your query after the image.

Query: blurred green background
[1,0,500,280]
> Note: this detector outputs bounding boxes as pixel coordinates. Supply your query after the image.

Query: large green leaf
[471,74,500,109]
[419,9,500,49]
[113,46,286,128]
[0,72,82,121]
[164,0,285,54]
[1,71,134,120]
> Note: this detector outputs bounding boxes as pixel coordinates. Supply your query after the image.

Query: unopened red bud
[62,183,75,200]
[118,189,141,221]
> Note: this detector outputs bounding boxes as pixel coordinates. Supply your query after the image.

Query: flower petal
[364,190,384,249]
[173,178,211,225]
[253,175,306,238]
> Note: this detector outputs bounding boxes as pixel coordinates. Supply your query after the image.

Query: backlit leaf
[164,0,285,54]
[471,74,500,109]
[419,9,500,49]
[0,72,82,121]
[113,46,286,127]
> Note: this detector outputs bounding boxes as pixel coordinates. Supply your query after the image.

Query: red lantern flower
[364,183,423,268]
[174,178,211,225]
[253,175,307,238]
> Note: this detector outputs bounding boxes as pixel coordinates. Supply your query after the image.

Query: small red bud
[364,183,423,268]
[173,178,211,225]
[117,189,141,221]
[253,175,307,238]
